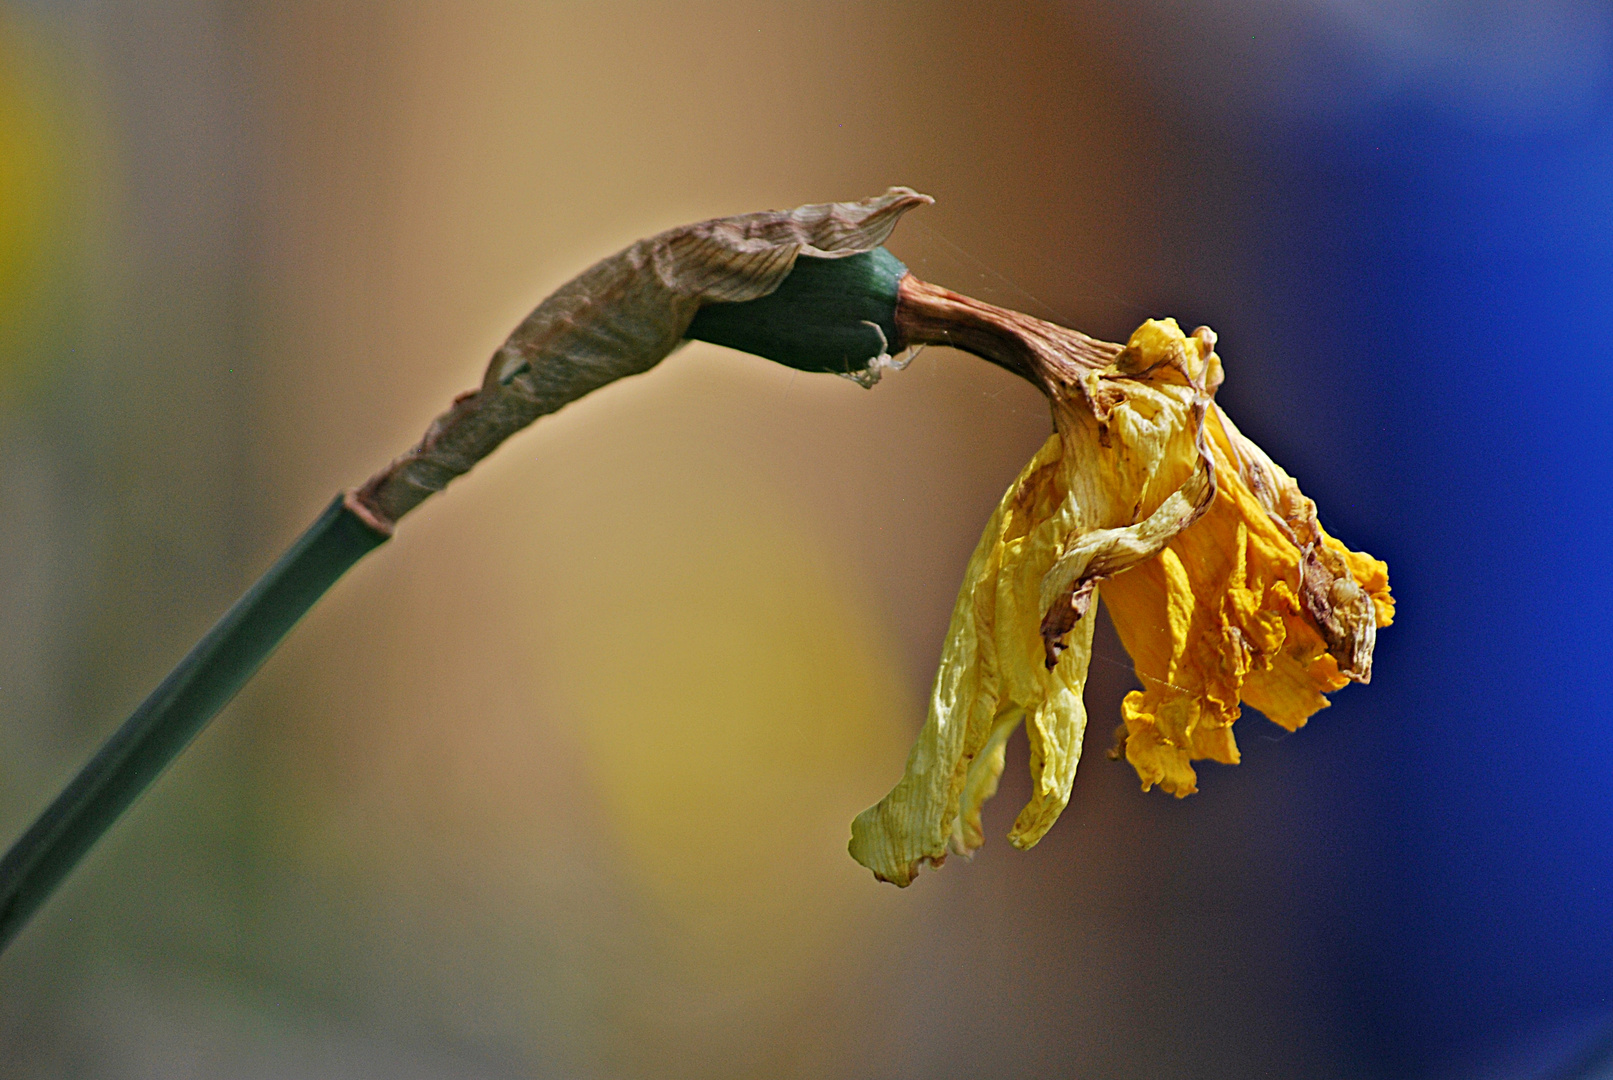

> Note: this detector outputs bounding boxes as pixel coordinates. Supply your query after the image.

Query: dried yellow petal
[851,314,1391,883]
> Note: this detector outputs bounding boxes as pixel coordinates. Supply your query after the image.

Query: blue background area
[1248,90,1613,1071]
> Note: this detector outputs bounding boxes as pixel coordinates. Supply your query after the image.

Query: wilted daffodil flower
[851,301,1392,886]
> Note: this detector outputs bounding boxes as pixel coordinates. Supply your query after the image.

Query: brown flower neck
[892,274,1123,396]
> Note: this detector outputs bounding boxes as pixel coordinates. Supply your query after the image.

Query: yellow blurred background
[0,3,1320,1077]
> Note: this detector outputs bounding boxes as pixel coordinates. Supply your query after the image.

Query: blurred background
[2,1,1612,1077]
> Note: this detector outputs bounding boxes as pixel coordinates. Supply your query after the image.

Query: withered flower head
[850,285,1392,886]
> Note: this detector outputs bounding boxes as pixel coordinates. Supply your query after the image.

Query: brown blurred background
[0,2,1344,1077]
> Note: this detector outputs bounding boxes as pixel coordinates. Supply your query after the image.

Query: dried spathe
[355,187,931,528]
[850,318,1391,886]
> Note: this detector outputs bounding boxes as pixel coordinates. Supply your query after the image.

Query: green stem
[0,495,388,952]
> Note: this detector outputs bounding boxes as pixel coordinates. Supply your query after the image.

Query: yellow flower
[849,317,1391,886]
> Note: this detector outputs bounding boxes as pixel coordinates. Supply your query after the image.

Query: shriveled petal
[1008,614,1095,849]
[993,457,1098,852]
[1215,405,1393,644]
[951,709,1022,857]
[1102,400,1392,795]
[1037,460,1214,666]
[848,436,1064,886]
